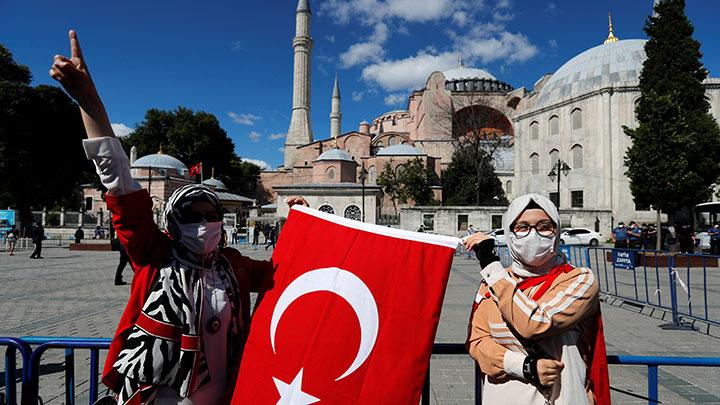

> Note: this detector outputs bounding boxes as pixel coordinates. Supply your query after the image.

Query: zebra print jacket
[102,189,274,404]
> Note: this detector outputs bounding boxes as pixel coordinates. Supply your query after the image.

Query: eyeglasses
[512,221,556,238]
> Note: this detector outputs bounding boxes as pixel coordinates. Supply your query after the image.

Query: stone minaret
[330,75,342,140]
[284,0,314,169]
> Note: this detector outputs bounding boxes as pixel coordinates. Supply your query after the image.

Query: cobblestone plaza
[2,244,720,404]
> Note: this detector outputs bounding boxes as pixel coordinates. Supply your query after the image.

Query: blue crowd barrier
[2,337,720,405]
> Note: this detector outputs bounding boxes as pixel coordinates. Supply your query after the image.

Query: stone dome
[132,152,188,174]
[376,144,425,156]
[443,66,497,82]
[316,148,354,162]
[202,177,228,190]
[537,39,647,108]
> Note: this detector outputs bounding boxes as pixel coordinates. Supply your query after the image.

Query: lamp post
[359,164,368,222]
[548,159,571,208]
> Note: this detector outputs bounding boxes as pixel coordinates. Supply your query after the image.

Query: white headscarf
[503,193,567,278]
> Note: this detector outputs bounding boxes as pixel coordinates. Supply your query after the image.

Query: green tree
[377,159,439,212]
[121,107,261,196]
[377,162,401,214]
[624,0,720,248]
[441,134,508,206]
[0,44,93,232]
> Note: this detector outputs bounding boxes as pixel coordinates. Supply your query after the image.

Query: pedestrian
[111,237,128,286]
[74,226,84,244]
[265,223,277,250]
[708,224,720,255]
[418,225,425,233]
[464,194,609,405]
[5,225,18,256]
[29,222,44,259]
[468,224,476,234]
[252,224,260,249]
[627,221,642,249]
[50,30,310,403]
[94,225,103,239]
[611,222,628,249]
[231,227,238,245]
[676,221,695,254]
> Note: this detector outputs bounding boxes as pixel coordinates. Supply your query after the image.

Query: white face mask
[177,221,223,255]
[510,229,557,268]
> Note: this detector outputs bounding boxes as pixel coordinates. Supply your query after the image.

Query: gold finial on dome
[211,167,215,179]
[604,12,619,44]
[157,145,164,154]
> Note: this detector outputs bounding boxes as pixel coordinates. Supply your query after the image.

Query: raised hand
[49,30,113,139]
[462,231,493,252]
[49,30,96,108]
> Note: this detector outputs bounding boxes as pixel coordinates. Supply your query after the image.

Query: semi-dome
[443,66,497,82]
[376,144,425,156]
[202,177,228,190]
[132,152,188,174]
[537,39,647,108]
[316,148,354,162]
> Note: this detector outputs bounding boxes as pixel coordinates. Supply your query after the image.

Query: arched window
[530,121,539,140]
[571,144,584,169]
[549,149,559,169]
[395,164,405,177]
[506,180,513,195]
[571,108,583,130]
[376,141,384,148]
[368,165,377,184]
[388,137,396,146]
[318,205,334,214]
[344,205,362,221]
[530,153,540,175]
[549,115,559,136]
[326,166,336,181]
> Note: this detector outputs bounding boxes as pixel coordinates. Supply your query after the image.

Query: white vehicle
[559,228,602,246]
[487,229,507,246]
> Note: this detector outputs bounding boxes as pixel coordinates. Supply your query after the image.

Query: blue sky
[2,0,719,169]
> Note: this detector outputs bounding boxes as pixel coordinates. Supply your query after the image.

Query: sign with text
[612,249,636,270]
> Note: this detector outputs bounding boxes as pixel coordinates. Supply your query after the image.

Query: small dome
[443,66,497,82]
[132,152,188,174]
[202,177,228,190]
[376,144,425,156]
[316,148,354,162]
[537,39,647,108]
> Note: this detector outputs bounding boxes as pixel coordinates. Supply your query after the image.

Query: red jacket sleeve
[105,189,170,269]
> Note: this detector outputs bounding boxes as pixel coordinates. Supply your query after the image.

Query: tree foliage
[377,158,438,212]
[441,134,508,206]
[121,108,261,196]
[624,0,720,220]
[0,44,94,231]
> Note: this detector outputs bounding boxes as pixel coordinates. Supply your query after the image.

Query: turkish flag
[189,162,202,177]
[232,205,459,404]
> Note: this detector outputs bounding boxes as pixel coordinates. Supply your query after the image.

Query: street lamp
[548,159,571,208]
[359,164,368,222]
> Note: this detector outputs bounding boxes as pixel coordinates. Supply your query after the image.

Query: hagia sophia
[259,0,720,226]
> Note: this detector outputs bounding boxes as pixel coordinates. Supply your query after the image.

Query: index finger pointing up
[69,30,83,60]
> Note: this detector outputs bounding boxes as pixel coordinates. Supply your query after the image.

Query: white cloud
[495,0,511,9]
[453,11,469,27]
[340,42,386,68]
[268,132,286,140]
[326,35,336,43]
[384,93,407,106]
[361,51,459,91]
[111,123,133,137]
[231,40,243,51]
[228,112,261,125]
[352,91,364,101]
[452,26,538,64]
[277,147,285,154]
[241,158,270,170]
[386,0,457,22]
[248,131,262,142]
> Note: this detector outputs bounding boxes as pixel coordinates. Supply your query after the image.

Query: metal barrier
[0,338,32,405]
[2,338,720,405]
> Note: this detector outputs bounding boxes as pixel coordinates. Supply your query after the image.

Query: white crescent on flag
[270,267,379,381]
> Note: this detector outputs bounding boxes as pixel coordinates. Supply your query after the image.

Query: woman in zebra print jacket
[50,31,308,404]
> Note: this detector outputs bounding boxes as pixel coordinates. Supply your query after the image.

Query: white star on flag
[273,369,320,405]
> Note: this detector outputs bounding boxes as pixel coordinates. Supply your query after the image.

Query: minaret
[284,0,314,169]
[330,75,342,140]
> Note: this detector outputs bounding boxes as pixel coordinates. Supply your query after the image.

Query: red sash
[516,263,611,405]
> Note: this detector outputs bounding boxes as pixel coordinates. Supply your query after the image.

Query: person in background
[231,227,238,245]
[5,225,18,256]
[29,222,44,259]
[111,237,129,286]
[252,224,260,249]
[676,221,695,254]
[708,224,720,255]
[74,226,85,244]
[611,222,628,249]
[627,222,642,249]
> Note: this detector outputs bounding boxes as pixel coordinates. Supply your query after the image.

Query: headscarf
[503,193,567,278]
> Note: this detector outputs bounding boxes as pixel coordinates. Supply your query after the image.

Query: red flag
[232,205,459,404]
[189,162,202,177]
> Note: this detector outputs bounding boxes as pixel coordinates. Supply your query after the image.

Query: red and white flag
[189,162,202,177]
[232,205,459,404]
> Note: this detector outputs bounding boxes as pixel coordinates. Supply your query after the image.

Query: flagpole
[200,162,204,183]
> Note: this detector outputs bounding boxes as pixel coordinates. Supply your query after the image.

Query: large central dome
[537,39,647,108]
[443,66,497,82]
